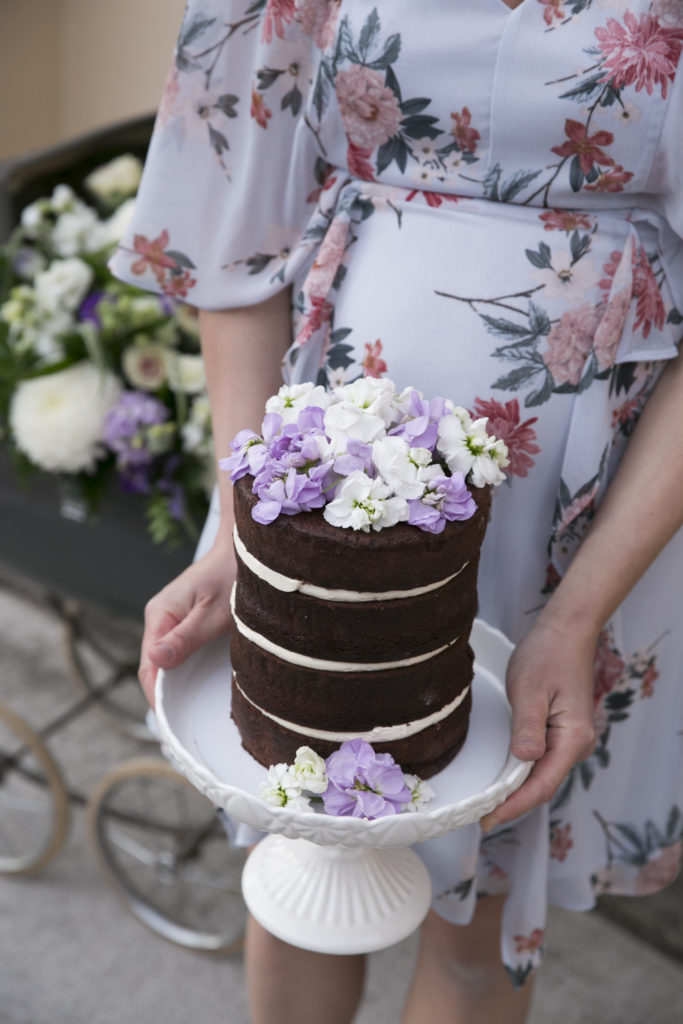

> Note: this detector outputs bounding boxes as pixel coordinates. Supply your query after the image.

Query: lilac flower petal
[252,500,282,524]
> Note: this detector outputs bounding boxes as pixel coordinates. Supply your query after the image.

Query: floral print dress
[110,0,683,984]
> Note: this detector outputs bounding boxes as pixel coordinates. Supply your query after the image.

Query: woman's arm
[481,349,683,830]
[138,289,292,706]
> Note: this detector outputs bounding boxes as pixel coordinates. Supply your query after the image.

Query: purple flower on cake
[390,388,452,451]
[219,428,266,481]
[253,465,328,524]
[323,470,408,532]
[406,472,476,534]
[321,739,413,819]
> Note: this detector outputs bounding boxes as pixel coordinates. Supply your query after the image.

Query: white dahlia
[9,361,122,473]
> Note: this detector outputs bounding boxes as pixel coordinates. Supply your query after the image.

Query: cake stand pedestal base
[242,834,432,954]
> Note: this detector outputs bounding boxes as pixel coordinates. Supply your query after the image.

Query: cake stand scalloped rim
[155,619,533,849]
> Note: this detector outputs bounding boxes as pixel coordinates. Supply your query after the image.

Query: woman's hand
[479,613,597,831]
[138,531,236,708]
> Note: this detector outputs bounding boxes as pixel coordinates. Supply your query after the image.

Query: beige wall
[0,0,186,161]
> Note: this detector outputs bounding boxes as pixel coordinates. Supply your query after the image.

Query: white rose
[34,257,93,314]
[265,382,331,424]
[86,198,137,251]
[371,436,433,499]
[323,470,408,532]
[9,361,121,473]
[291,746,328,794]
[50,204,100,257]
[84,154,143,202]
[167,352,206,394]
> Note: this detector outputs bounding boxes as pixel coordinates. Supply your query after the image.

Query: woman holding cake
[110,1,683,1021]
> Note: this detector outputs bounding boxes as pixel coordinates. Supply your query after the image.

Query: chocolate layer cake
[230,475,491,779]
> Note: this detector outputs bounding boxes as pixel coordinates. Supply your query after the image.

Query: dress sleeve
[109,0,329,310]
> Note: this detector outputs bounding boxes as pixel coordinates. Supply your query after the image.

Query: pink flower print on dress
[296,0,341,50]
[595,12,683,99]
[635,841,682,895]
[556,481,599,537]
[652,0,683,29]
[362,340,387,378]
[347,142,376,181]
[470,397,540,478]
[450,107,480,154]
[592,630,626,710]
[543,302,601,386]
[514,929,544,955]
[539,210,593,233]
[551,119,615,175]
[632,244,666,338]
[335,65,402,151]
[584,164,634,193]
[251,87,272,128]
[262,0,297,44]
[550,822,574,862]
[593,287,631,370]
[131,231,178,285]
[640,659,659,698]
[157,61,180,130]
[538,0,565,27]
[304,216,350,299]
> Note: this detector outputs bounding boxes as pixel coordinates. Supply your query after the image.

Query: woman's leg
[402,899,534,1024]
[245,914,366,1024]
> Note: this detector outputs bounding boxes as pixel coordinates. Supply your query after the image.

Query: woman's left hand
[479,614,597,831]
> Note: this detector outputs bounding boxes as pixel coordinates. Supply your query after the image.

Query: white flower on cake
[260,762,312,811]
[34,257,93,314]
[402,774,437,812]
[371,436,436,500]
[437,413,509,488]
[323,470,408,532]
[9,361,122,473]
[290,746,328,794]
[265,382,332,424]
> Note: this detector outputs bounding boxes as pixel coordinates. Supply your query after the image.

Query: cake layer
[233,475,491,592]
[230,627,474,730]
[232,556,478,662]
[231,676,472,779]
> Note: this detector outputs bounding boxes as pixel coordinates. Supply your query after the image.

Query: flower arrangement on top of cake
[221,377,509,532]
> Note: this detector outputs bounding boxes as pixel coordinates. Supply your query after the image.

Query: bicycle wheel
[88,758,247,952]
[0,700,70,876]
[61,602,153,743]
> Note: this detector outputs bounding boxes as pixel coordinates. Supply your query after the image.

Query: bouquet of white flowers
[0,155,212,546]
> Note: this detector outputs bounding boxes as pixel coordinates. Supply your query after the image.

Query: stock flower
[323,470,408,532]
[322,739,412,819]
[10,361,121,473]
[260,763,311,811]
[403,774,436,812]
[471,398,540,479]
[437,414,509,487]
[252,465,327,524]
[265,382,331,423]
[371,435,433,500]
[291,746,328,794]
[104,391,171,469]
[407,472,476,533]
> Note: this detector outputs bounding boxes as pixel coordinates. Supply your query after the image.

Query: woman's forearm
[199,288,292,543]
[541,350,683,639]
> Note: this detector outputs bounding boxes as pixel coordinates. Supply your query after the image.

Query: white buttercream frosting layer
[230,587,460,672]
[233,673,470,742]
[233,526,468,602]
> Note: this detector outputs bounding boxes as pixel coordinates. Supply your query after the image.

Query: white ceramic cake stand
[155,619,532,955]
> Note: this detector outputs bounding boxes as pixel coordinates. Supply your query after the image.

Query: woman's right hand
[138,530,236,708]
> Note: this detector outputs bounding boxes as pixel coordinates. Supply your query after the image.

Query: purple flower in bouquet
[104,390,169,467]
[77,289,107,327]
[321,739,412,819]
[390,391,450,451]
[407,471,476,534]
[252,465,327,524]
